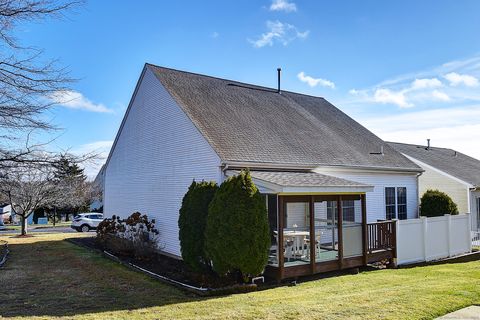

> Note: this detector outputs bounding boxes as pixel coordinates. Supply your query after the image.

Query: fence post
[392,219,398,267]
[446,214,452,257]
[422,216,428,261]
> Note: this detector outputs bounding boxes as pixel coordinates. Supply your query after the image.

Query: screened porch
[266,194,370,279]
[227,169,383,279]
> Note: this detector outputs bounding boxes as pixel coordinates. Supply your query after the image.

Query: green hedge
[178,180,218,271]
[420,189,459,217]
[205,170,270,281]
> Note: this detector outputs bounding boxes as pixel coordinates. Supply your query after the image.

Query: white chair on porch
[305,233,323,260]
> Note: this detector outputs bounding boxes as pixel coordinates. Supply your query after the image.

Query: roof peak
[387,141,458,153]
[145,63,327,100]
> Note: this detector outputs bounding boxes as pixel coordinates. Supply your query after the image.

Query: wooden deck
[266,210,397,280]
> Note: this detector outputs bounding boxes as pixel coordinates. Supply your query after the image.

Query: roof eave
[223,160,424,174]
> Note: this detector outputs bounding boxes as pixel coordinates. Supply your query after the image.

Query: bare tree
[0,164,58,235]
[0,0,82,165]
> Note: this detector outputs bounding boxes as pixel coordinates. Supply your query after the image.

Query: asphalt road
[0,226,80,234]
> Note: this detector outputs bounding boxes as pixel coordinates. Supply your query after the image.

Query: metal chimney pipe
[427,139,430,150]
[277,68,281,94]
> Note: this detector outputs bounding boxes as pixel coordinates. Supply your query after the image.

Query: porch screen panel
[315,201,338,262]
[283,202,310,266]
[267,195,279,266]
[342,199,363,258]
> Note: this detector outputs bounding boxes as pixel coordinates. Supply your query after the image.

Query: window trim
[397,187,407,220]
[385,187,407,220]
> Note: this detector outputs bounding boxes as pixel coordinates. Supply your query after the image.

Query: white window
[385,187,407,220]
[327,200,356,223]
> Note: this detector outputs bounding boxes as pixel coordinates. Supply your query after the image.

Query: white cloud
[343,55,480,109]
[73,140,113,179]
[431,90,450,102]
[359,106,480,160]
[249,20,309,48]
[269,0,297,12]
[211,31,219,39]
[444,72,479,87]
[339,55,480,160]
[348,89,370,99]
[411,78,442,90]
[50,90,113,113]
[297,71,335,89]
[373,88,412,108]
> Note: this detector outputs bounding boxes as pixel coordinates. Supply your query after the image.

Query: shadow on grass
[3,235,478,318]
[0,238,207,318]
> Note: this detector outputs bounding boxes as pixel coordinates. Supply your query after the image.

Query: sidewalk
[437,306,480,319]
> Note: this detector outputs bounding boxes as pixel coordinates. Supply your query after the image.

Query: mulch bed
[12,234,34,238]
[69,237,406,295]
[69,237,256,290]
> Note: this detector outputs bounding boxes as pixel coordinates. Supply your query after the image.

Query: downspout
[416,171,423,218]
[220,163,229,183]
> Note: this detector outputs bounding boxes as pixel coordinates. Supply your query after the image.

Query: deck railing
[367,220,396,253]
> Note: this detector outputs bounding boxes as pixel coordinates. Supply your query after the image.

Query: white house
[0,204,13,225]
[389,141,480,231]
[90,164,105,211]
[103,64,423,279]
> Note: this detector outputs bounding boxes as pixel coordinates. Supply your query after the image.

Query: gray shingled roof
[229,170,370,188]
[148,64,421,171]
[388,142,480,187]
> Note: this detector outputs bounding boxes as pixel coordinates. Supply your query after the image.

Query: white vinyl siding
[313,169,419,223]
[415,163,470,214]
[104,68,221,257]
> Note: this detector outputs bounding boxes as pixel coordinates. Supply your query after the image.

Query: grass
[0,233,479,319]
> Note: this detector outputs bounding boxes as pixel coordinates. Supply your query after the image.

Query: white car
[71,213,104,232]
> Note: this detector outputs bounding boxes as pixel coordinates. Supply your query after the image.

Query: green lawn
[0,233,479,320]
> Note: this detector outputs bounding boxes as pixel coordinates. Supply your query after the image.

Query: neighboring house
[104,64,422,279]
[90,164,105,211]
[389,141,480,231]
[0,204,13,225]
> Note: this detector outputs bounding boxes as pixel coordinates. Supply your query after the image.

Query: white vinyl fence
[472,231,480,248]
[396,214,472,265]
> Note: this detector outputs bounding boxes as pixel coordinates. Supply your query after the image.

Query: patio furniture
[283,230,310,259]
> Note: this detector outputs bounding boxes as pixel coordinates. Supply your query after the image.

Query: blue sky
[19,0,480,177]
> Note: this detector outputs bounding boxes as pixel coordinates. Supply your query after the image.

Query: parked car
[71,213,104,232]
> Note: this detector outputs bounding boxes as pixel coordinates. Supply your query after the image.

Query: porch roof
[226,170,373,194]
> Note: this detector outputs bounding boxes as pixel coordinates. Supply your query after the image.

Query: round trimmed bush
[420,189,459,217]
[205,170,270,281]
[178,180,218,271]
